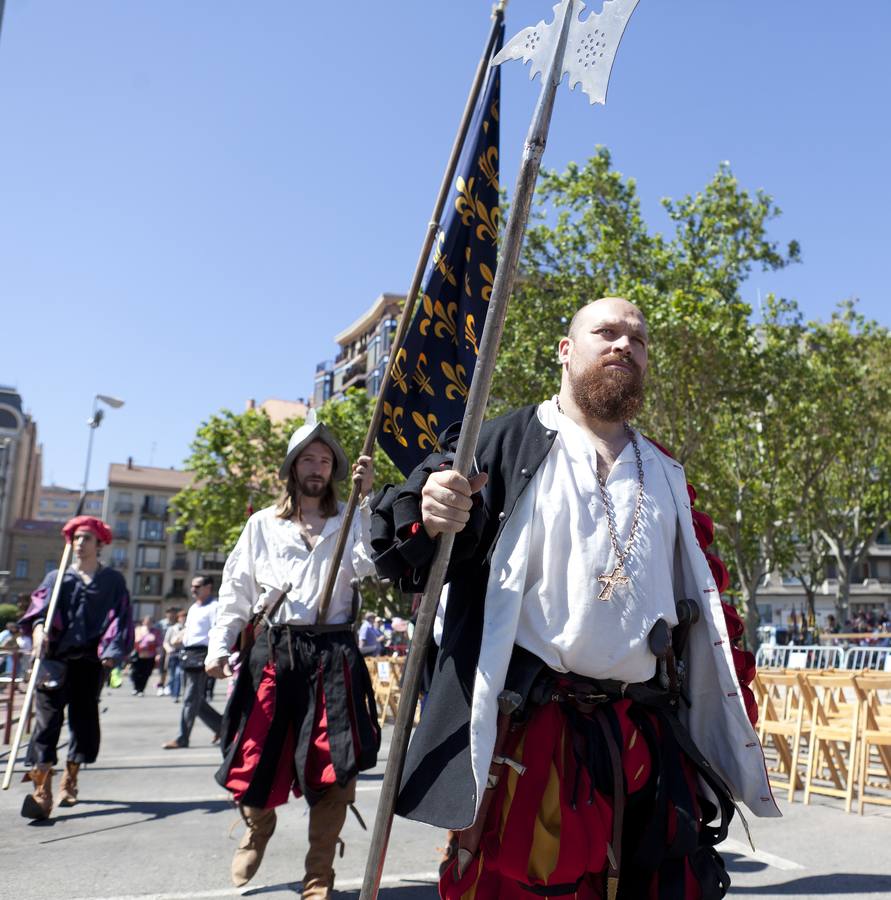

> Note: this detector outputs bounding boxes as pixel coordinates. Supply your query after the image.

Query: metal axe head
[491,0,641,105]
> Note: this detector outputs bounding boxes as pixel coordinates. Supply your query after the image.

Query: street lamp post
[82,394,125,496]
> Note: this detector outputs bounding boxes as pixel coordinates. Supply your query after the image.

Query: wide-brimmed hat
[279,409,349,481]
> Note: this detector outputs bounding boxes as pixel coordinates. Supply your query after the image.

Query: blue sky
[1,1,888,491]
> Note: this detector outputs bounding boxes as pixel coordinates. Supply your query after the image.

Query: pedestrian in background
[162,576,221,748]
[164,608,186,701]
[130,615,159,695]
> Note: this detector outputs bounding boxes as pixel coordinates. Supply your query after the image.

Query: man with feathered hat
[18,515,133,820]
[205,411,381,899]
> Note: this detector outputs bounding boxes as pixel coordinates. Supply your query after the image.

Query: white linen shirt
[514,400,679,683]
[207,499,375,661]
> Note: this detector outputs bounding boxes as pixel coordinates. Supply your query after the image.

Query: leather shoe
[162,739,186,749]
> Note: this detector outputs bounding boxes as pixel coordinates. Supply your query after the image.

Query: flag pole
[358,4,577,896]
[315,1,508,625]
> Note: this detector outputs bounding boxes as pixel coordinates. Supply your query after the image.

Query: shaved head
[568,297,648,341]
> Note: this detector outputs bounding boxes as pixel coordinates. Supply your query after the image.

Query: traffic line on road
[718,837,804,871]
[73,870,441,899]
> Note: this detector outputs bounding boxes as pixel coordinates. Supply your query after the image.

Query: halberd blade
[492,0,641,105]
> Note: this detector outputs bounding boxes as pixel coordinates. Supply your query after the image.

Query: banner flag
[378,27,503,476]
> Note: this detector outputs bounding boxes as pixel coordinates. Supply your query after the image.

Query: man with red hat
[18,515,133,820]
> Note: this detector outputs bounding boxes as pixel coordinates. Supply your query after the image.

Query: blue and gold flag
[379,28,503,476]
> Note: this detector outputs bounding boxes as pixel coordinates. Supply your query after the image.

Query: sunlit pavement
[1,687,890,899]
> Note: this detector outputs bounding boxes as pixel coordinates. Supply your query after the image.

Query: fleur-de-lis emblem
[412,353,435,397]
[490,99,499,123]
[434,300,458,344]
[389,348,409,394]
[441,361,469,401]
[412,411,442,452]
[383,402,408,448]
[464,315,479,356]
[432,230,458,287]
[478,145,499,191]
[455,177,477,226]
[475,200,500,246]
[419,294,434,336]
[480,263,494,303]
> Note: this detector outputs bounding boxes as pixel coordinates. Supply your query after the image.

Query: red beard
[570,356,645,422]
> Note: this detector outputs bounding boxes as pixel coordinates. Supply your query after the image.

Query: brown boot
[58,761,81,807]
[302,779,355,900]
[21,766,53,820]
[231,805,277,887]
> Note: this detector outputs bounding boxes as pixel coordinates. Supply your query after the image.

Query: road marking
[72,870,441,899]
[718,837,804,871]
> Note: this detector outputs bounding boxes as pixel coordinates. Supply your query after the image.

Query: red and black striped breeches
[441,696,733,900]
[215,626,381,809]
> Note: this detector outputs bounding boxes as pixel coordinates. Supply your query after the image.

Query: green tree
[807,303,891,623]
[170,408,298,553]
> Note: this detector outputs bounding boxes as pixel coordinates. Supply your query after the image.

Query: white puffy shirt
[207,499,375,661]
[513,400,679,683]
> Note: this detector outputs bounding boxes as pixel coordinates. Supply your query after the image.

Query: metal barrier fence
[844,646,891,671]
[0,649,29,744]
[756,645,844,669]
[756,643,891,671]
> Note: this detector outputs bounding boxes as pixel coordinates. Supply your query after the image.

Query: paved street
[2,686,891,899]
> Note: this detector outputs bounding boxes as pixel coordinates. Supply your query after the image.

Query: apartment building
[754,527,891,627]
[102,459,225,620]
[314,293,403,405]
[0,387,42,573]
[3,519,63,606]
[37,486,104,523]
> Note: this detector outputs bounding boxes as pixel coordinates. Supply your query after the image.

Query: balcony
[114,501,134,515]
[172,556,189,572]
[113,527,131,540]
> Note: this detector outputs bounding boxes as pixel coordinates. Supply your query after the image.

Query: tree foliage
[170,409,297,553]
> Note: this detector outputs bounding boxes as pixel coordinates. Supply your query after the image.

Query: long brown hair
[275,466,339,520]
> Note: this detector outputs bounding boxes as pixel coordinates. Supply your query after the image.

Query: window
[15,558,28,579]
[135,573,163,596]
[171,578,185,596]
[53,500,69,509]
[876,529,890,546]
[111,547,128,567]
[136,546,163,569]
[44,560,55,575]
[139,518,165,541]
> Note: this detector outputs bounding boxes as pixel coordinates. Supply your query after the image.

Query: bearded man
[371,297,773,899]
[18,515,133,820]
[206,414,381,899]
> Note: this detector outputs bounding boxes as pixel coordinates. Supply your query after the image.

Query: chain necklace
[554,396,646,601]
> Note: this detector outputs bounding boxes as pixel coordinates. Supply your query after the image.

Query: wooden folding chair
[757,671,812,801]
[803,672,861,812]
[854,674,891,814]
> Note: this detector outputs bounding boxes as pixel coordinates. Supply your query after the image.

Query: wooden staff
[2,540,74,790]
[358,5,577,896]
[315,0,509,625]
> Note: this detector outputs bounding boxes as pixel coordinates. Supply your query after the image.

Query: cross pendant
[597,565,630,602]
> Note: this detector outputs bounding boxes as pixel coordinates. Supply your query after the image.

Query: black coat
[371,405,555,828]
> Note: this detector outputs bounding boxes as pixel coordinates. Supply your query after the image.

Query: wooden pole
[2,539,74,789]
[358,4,575,896]
[315,1,508,625]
